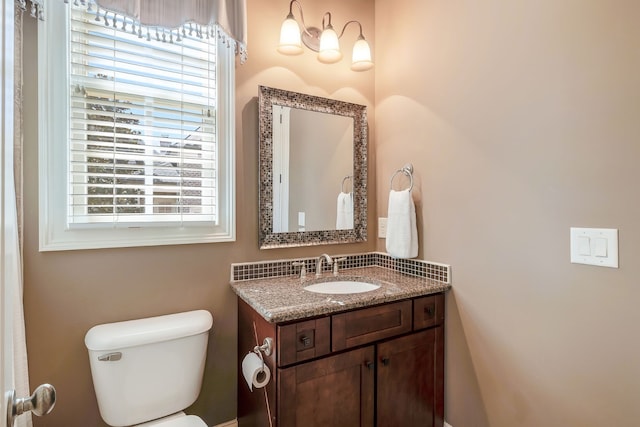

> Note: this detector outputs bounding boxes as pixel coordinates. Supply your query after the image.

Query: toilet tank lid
[85,310,213,351]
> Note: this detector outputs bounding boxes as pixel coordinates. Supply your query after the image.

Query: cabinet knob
[381,357,390,366]
[364,361,374,370]
[425,305,435,317]
[300,335,311,347]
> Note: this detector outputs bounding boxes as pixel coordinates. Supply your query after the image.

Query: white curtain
[7,4,32,426]
[14,5,24,255]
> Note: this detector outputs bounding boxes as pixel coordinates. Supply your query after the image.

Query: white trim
[444,422,453,427]
[272,105,290,232]
[213,420,238,427]
[216,28,237,246]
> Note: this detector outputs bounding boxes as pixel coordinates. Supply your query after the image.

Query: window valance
[17,0,247,62]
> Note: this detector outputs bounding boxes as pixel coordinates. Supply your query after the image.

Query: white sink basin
[303,280,380,294]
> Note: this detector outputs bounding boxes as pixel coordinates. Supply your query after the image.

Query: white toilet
[84,310,213,427]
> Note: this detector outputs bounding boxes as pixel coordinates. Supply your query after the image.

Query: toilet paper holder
[251,337,274,369]
[254,337,273,357]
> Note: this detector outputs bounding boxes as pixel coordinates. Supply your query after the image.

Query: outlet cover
[378,217,388,239]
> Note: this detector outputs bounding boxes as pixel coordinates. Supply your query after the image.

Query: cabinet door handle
[425,305,435,317]
[364,361,374,370]
[381,357,390,366]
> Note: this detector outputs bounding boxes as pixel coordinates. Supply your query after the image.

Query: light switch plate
[570,227,618,268]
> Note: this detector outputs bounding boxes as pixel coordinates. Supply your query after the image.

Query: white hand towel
[336,192,354,230]
[385,189,418,259]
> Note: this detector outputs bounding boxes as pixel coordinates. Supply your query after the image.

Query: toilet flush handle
[98,352,122,362]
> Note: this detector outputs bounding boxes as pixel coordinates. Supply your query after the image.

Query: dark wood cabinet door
[278,346,375,427]
[376,326,444,427]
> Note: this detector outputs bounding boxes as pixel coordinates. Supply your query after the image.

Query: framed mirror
[258,86,368,249]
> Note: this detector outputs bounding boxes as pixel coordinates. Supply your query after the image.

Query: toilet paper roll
[242,352,271,391]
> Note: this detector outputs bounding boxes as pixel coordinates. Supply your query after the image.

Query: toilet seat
[135,414,207,427]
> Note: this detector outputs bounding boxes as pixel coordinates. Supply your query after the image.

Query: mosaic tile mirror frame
[258,85,368,249]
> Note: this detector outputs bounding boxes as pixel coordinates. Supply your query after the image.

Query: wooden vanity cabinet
[237,293,445,427]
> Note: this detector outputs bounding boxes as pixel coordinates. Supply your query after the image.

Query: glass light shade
[278,15,303,55]
[351,37,373,71]
[318,27,342,63]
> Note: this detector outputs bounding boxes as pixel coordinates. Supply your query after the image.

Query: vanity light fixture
[277,0,374,72]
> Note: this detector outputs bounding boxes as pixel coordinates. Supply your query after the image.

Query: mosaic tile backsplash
[230,252,450,284]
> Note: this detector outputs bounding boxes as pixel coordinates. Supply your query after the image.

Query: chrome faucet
[315,254,333,277]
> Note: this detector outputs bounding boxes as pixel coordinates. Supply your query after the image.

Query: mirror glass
[273,107,353,233]
[258,86,367,248]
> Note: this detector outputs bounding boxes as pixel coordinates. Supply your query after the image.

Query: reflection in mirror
[258,86,367,248]
[272,107,353,232]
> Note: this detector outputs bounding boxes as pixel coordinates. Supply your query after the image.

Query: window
[38,2,235,250]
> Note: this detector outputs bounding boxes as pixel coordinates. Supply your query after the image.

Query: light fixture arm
[287,0,315,39]
[337,20,365,40]
[321,12,334,30]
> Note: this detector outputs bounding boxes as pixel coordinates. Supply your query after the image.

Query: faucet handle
[333,257,347,276]
[291,261,307,279]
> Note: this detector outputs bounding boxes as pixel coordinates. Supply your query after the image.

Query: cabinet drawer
[332,300,412,351]
[277,317,330,366]
[413,293,445,330]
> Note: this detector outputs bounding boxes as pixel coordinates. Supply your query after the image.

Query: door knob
[6,384,56,427]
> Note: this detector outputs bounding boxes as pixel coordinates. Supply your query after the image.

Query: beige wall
[375,0,640,426]
[22,0,374,426]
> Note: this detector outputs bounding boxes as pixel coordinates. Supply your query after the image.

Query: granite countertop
[230,266,451,323]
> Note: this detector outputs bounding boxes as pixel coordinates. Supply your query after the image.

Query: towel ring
[390,164,414,192]
[341,175,353,193]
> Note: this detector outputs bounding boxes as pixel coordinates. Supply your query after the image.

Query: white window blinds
[68,6,218,226]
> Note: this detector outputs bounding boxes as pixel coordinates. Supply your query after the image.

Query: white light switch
[594,237,608,257]
[577,236,591,256]
[570,227,618,268]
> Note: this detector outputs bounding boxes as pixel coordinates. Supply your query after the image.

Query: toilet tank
[85,310,213,427]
